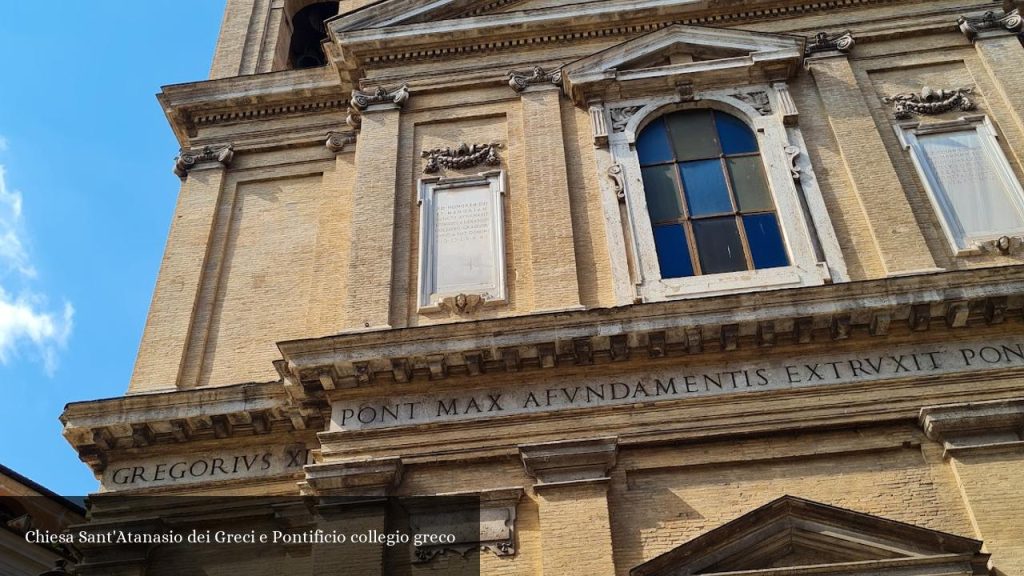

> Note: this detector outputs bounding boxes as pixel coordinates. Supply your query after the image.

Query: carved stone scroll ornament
[733,90,772,115]
[784,145,802,180]
[804,31,855,56]
[173,144,233,178]
[325,131,356,153]
[350,84,410,111]
[958,9,1022,41]
[507,66,562,92]
[609,105,642,133]
[607,163,626,201]
[883,87,976,120]
[422,143,502,173]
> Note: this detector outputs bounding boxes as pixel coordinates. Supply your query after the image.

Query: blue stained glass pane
[653,225,694,279]
[743,213,789,269]
[679,159,732,216]
[716,112,759,155]
[636,117,674,166]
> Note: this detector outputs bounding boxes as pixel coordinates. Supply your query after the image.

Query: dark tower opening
[288,2,339,69]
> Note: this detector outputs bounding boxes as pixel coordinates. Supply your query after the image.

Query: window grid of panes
[636,109,789,278]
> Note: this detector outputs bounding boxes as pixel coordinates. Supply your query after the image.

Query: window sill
[657,265,808,300]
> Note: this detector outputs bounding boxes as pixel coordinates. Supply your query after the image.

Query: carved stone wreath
[422,143,502,173]
[883,87,976,120]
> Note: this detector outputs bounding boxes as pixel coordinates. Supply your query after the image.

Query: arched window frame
[561,25,849,303]
[603,86,846,302]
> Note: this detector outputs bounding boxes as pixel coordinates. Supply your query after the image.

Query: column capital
[920,398,1024,457]
[507,66,563,93]
[350,84,409,112]
[301,457,403,496]
[803,31,855,60]
[519,437,618,488]
[958,9,1022,42]
[172,143,233,178]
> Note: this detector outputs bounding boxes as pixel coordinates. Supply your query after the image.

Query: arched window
[288,2,339,69]
[636,109,788,278]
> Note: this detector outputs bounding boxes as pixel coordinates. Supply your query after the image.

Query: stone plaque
[898,117,1024,251]
[919,131,1024,241]
[418,172,506,310]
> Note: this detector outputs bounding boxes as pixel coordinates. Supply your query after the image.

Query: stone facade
[61,0,1024,574]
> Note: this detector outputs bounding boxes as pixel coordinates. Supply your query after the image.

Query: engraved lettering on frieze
[173,144,233,178]
[804,31,855,55]
[350,84,410,110]
[332,338,1024,431]
[784,145,802,180]
[607,163,626,201]
[959,9,1022,41]
[422,143,502,173]
[883,87,976,120]
[734,90,772,115]
[103,444,312,489]
[507,66,562,92]
[609,105,642,132]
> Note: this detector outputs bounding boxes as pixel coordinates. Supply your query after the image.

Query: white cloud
[0,160,73,374]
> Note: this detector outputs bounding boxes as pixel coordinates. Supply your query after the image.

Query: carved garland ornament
[958,9,1022,41]
[507,66,562,92]
[437,293,486,315]
[422,143,502,173]
[804,31,855,55]
[883,87,976,120]
[173,144,233,178]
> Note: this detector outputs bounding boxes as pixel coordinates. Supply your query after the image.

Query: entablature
[276,266,1024,396]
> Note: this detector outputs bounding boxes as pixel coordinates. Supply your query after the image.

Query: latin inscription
[331,339,1024,431]
[432,186,496,294]
[103,444,311,490]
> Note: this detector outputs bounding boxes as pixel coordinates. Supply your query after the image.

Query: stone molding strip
[276,267,1024,395]
[920,398,1024,457]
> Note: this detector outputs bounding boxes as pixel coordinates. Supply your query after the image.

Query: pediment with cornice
[632,496,989,576]
[561,25,805,105]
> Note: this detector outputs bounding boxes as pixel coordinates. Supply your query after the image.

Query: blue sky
[0,1,226,495]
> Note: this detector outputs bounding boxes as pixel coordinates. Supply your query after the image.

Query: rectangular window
[896,116,1024,253]
[417,171,507,311]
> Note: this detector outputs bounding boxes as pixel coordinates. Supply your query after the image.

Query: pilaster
[520,437,618,576]
[302,457,403,576]
[129,146,233,392]
[514,75,583,311]
[805,47,938,277]
[920,398,1024,573]
[344,86,407,330]
[960,10,1024,137]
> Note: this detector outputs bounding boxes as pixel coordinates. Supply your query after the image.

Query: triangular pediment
[561,25,804,104]
[631,496,989,576]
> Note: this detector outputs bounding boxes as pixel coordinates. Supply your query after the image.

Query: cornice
[276,266,1024,395]
[330,0,897,70]
[158,67,347,148]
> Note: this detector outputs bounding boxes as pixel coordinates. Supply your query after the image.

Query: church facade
[61,0,1024,574]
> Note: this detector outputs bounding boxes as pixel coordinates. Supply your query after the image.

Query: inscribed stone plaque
[418,172,506,310]
[432,185,498,294]
[915,128,1024,246]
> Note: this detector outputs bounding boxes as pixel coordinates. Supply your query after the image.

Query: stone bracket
[520,437,618,486]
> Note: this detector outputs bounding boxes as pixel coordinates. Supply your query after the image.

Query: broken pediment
[630,496,989,576]
[561,25,805,105]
